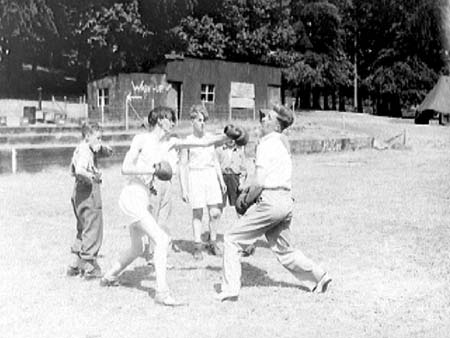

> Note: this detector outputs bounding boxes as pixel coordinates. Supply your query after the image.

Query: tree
[66,0,149,81]
[0,0,58,95]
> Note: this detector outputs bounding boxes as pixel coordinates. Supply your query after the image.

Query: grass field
[1,112,449,338]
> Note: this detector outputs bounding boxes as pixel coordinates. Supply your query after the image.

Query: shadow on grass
[209,262,309,292]
[172,236,267,256]
[119,265,156,298]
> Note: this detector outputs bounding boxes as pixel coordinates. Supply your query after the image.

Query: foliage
[0,0,448,113]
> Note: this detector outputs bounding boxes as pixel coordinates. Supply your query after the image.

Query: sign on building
[229,82,256,119]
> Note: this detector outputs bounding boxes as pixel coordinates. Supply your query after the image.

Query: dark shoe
[240,244,256,257]
[214,291,239,302]
[193,243,204,261]
[99,276,120,287]
[312,272,332,293]
[154,291,188,307]
[66,266,81,277]
[207,241,222,256]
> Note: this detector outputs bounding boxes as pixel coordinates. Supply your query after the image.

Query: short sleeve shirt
[255,132,291,189]
[71,141,97,176]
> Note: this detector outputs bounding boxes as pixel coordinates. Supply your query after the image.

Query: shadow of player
[211,262,310,293]
[118,265,156,298]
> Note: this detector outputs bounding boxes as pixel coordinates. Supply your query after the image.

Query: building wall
[87,73,176,124]
[0,99,87,126]
[166,57,282,120]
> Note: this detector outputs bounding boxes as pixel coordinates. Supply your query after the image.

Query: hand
[103,145,114,156]
[92,172,102,183]
[220,181,227,194]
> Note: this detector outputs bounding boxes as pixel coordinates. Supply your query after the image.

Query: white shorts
[118,181,154,223]
[188,168,223,209]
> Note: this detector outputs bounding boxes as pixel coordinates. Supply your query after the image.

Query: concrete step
[0,130,138,145]
[0,124,131,135]
[0,135,374,174]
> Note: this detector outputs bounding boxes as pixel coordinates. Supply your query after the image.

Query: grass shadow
[118,265,156,298]
[208,262,309,292]
[172,233,225,255]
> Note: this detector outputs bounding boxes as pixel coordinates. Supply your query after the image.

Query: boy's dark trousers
[223,173,240,206]
[70,180,103,265]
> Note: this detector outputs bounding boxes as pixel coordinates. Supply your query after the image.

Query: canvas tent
[415,76,450,125]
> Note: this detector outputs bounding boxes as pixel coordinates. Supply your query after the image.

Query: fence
[0,98,88,126]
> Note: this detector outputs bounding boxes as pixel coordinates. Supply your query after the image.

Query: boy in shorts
[100,106,236,306]
[179,104,226,260]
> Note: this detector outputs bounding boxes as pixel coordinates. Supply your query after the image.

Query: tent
[416,76,450,124]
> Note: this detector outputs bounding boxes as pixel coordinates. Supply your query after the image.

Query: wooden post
[228,91,232,121]
[125,94,129,130]
[11,148,17,174]
[101,103,105,125]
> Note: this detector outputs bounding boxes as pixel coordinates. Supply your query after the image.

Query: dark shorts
[223,173,240,206]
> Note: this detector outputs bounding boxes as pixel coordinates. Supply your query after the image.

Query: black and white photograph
[1,1,449,337]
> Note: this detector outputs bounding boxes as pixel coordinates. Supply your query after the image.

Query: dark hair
[189,104,209,121]
[81,122,101,138]
[147,106,176,127]
[273,105,294,131]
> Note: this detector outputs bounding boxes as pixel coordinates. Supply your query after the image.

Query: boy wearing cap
[215,105,332,301]
[67,122,113,279]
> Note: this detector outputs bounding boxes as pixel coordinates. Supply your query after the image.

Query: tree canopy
[0,0,448,115]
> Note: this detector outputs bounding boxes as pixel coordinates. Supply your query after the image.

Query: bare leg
[192,208,204,260]
[207,205,221,242]
[192,208,203,242]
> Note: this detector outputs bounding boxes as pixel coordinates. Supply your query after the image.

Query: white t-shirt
[255,132,292,189]
[185,133,217,169]
[128,133,178,186]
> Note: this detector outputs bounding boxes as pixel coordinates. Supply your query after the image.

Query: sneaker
[192,243,203,261]
[146,258,175,270]
[207,241,222,256]
[312,272,332,293]
[171,242,181,253]
[66,266,81,277]
[99,276,120,287]
[82,260,102,279]
[214,291,239,302]
[154,291,188,307]
[83,266,102,279]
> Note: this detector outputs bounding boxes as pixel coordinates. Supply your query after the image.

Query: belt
[263,186,291,192]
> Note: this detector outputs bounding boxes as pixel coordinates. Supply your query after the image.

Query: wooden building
[87,73,176,125]
[87,56,282,123]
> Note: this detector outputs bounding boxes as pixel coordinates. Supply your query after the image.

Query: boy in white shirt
[215,105,332,301]
[179,105,226,260]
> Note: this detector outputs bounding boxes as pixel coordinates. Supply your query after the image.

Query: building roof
[418,76,450,115]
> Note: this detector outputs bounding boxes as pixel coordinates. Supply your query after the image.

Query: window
[200,84,215,103]
[97,88,109,107]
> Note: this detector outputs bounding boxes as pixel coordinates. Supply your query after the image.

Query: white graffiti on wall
[131,81,172,95]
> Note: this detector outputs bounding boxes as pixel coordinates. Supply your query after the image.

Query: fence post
[11,148,17,174]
